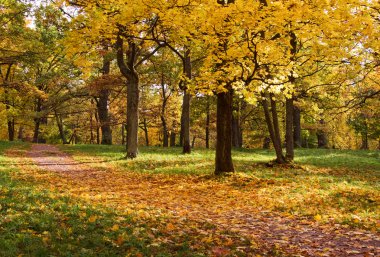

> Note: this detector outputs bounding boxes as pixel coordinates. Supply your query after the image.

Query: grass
[61,144,380,231]
[0,141,378,255]
[1,141,257,256]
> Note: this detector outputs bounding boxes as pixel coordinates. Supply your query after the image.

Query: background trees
[1,0,379,173]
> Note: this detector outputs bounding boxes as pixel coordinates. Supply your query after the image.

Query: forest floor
[1,142,379,256]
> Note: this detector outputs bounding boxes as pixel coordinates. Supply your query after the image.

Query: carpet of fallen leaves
[7,144,380,256]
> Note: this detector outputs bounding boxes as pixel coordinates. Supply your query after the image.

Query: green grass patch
[2,142,251,256]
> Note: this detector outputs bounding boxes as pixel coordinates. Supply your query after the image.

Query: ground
[1,142,379,256]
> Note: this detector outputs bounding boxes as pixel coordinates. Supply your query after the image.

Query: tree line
[1,0,379,174]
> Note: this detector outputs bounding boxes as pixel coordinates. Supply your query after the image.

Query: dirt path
[26,144,380,257]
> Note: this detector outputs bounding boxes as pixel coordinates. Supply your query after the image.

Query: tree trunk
[18,126,24,141]
[215,88,235,175]
[126,72,139,158]
[7,118,14,142]
[231,99,242,148]
[33,120,40,143]
[181,49,192,154]
[170,130,176,147]
[192,136,196,148]
[5,91,14,141]
[160,76,170,148]
[293,105,302,148]
[3,66,15,141]
[205,97,210,149]
[94,111,100,144]
[121,123,125,145]
[360,120,369,150]
[55,110,67,144]
[97,58,112,145]
[97,90,112,145]
[182,91,191,153]
[161,115,169,147]
[285,97,294,161]
[33,99,42,143]
[317,119,328,148]
[179,113,184,147]
[90,109,94,144]
[116,36,141,158]
[261,94,286,163]
[142,119,149,146]
[263,136,271,149]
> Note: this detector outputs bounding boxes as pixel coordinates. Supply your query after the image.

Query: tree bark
[215,88,235,175]
[261,93,286,163]
[170,130,176,147]
[90,109,94,144]
[33,98,42,143]
[232,99,243,148]
[94,111,100,144]
[317,119,328,148]
[293,105,302,148]
[126,73,139,157]
[7,119,15,141]
[359,117,369,150]
[116,36,140,158]
[18,126,24,141]
[55,110,67,144]
[97,90,112,145]
[263,136,270,149]
[205,97,210,149]
[181,49,192,154]
[179,113,184,147]
[285,97,294,161]
[3,65,15,141]
[161,115,169,147]
[97,57,112,145]
[141,119,149,146]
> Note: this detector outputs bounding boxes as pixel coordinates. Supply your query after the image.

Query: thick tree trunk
[317,119,328,148]
[261,94,286,163]
[293,105,302,148]
[116,36,141,158]
[205,97,210,149]
[170,130,176,147]
[215,88,235,175]
[55,111,67,144]
[285,97,294,161]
